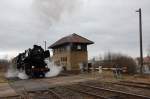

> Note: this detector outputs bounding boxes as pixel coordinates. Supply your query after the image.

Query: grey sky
[0,0,150,59]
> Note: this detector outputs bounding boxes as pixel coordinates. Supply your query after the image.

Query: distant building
[136,56,150,74]
[143,56,150,74]
[48,33,94,71]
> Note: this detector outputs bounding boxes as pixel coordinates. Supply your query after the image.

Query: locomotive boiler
[15,45,50,78]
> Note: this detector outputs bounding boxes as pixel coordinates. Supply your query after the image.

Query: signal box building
[48,33,94,71]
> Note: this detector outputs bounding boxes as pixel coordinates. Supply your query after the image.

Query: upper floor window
[67,46,70,51]
[77,45,81,50]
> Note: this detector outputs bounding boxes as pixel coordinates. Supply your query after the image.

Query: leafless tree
[103,52,137,74]
[0,59,9,72]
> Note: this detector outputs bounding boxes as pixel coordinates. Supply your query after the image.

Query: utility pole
[44,41,47,51]
[136,8,143,74]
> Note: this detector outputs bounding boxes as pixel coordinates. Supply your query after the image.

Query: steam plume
[45,59,62,77]
[32,0,80,23]
[5,64,18,78]
[6,60,62,79]
[5,64,28,80]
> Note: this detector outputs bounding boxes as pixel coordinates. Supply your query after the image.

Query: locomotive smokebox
[15,45,50,78]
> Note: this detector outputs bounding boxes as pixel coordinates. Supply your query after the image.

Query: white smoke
[17,71,28,80]
[5,63,29,80]
[45,59,62,77]
[6,59,62,79]
[32,0,80,23]
[5,65,18,78]
[6,67,29,80]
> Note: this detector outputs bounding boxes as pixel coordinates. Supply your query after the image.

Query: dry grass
[94,70,150,83]
[0,72,7,83]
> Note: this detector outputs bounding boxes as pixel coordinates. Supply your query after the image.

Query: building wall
[52,50,88,71]
[52,43,88,71]
[70,51,88,70]
[53,51,71,70]
[143,65,150,74]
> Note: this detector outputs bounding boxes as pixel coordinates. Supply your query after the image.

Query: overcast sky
[0,0,150,59]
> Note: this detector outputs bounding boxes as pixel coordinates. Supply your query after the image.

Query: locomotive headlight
[32,66,35,68]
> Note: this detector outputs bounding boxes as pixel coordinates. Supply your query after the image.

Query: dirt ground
[0,71,150,98]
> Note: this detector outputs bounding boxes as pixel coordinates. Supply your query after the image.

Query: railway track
[113,81,150,89]
[2,80,150,99]
[79,80,150,96]
[79,83,150,99]
[2,85,100,99]
[16,86,95,99]
[48,86,85,99]
[0,95,21,99]
[65,84,111,99]
[22,89,63,99]
[120,81,150,86]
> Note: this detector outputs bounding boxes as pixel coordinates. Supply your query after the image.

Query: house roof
[49,33,94,48]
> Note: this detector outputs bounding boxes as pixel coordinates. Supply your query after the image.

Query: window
[148,65,150,71]
[67,46,70,51]
[54,49,56,52]
[64,57,67,61]
[61,57,67,62]
[77,45,81,50]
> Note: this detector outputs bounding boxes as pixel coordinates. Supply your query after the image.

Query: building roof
[49,33,94,48]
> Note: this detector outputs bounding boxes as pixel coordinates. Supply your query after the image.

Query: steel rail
[48,89,64,99]
[79,84,150,99]
[0,95,21,99]
[113,82,150,90]
[65,86,110,99]
[120,81,150,86]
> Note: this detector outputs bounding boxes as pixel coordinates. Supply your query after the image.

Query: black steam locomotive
[15,45,50,78]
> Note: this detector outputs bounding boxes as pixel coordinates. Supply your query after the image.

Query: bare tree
[103,52,137,74]
[0,59,9,72]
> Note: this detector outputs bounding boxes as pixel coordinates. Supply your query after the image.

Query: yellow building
[48,33,94,71]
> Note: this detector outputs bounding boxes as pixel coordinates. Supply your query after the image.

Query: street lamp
[44,41,47,51]
[136,8,143,74]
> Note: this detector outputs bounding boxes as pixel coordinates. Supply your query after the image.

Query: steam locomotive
[15,45,50,78]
